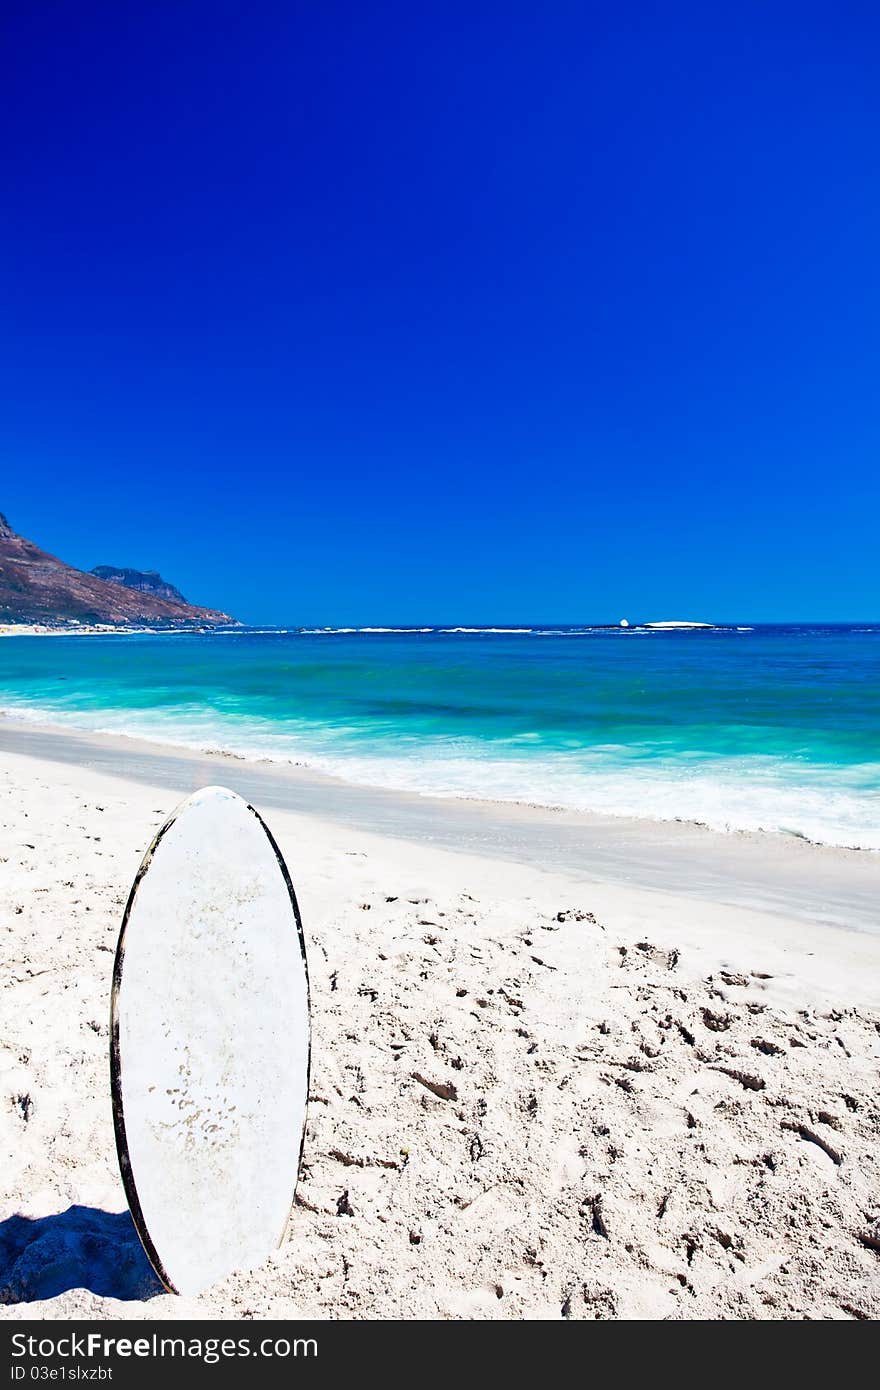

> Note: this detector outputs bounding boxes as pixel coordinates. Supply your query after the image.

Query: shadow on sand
[0,1206,164,1304]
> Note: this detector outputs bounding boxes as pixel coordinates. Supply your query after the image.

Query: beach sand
[1,736,879,1320]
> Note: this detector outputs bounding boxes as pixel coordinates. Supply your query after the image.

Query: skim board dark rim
[109,789,312,1295]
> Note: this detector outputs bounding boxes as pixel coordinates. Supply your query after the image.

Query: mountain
[90,565,188,605]
[0,512,235,627]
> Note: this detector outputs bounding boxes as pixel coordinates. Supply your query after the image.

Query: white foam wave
[641,621,715,630]
[2,696,878,850]
[245,625,756,639]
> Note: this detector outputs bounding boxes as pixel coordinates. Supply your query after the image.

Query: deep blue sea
[1,623,878,848]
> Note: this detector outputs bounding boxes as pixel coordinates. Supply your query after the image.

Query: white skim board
[110,786,310,1296]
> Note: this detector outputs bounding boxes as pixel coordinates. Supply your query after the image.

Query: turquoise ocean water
[1,624,878,849]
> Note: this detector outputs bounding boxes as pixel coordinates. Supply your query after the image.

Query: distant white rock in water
[644,620,714,629]
[619,618,630,627]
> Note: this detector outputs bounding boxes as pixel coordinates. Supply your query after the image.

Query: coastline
[0,625,232,637]
[1,727,878,1318]
[2,624,878,852]
[1,714,878,934]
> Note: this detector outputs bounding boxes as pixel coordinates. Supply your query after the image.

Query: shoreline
[0,625,236,637]
[4,703,875,855]
[1,715,879,934]
[2,624,878,853]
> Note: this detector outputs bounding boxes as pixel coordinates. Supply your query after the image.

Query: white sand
[1,743,879,1320]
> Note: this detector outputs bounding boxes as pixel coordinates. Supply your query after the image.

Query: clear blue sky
[2,2,879,624]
